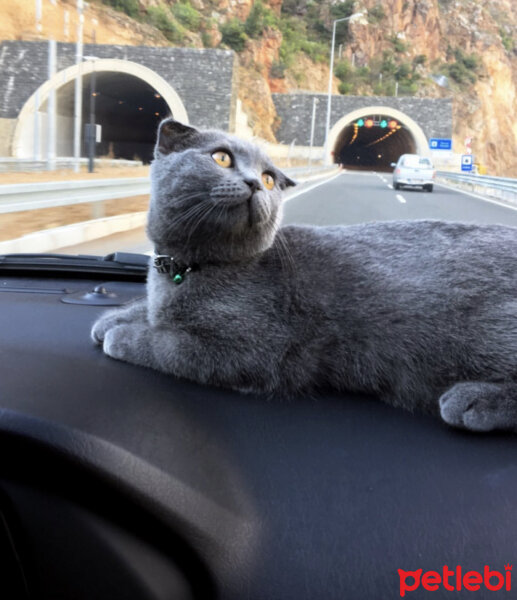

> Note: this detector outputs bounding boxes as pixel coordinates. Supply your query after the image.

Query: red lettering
[421,571,441,591]
[484,566,504,591]
[505,565,512,591]
[442,565,455,591]
[398,564,512,594]
[398,569,422,597]
[463,571,482,591]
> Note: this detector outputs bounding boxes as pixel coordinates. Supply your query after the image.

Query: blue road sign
[461,154,473,172]
[429,138,452,150]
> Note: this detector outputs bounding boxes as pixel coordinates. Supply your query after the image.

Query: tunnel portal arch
[327,106,429,172]
[13,59,189,163]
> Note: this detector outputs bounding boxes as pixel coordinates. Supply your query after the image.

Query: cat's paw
[91,313,126,344]
[103,324,135,361]
[439,382,510,432]
[102,323,153,369]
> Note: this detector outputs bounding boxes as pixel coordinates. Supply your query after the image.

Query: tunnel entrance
[332,115,417,172]
[54,72,171,164]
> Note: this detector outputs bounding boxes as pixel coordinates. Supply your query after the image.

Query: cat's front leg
[102,322,158,370]
[439,382,517,432]
[91,298,148,345]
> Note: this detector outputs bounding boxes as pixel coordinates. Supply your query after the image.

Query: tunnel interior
[54,72,171,163]
[332,115,417,172]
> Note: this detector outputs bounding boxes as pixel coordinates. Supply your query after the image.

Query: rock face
[241,26,283,79]
[0,0,168,46]
[349,0,443,65]
[237,64,279,141]
[347,0,517,175]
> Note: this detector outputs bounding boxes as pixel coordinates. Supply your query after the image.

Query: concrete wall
[0,41,238,132]
[0,118,15,156]
[272,93,453,146]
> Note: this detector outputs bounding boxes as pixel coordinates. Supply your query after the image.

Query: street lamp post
[46,39,57,171]
[84,56,98,173]
[73,0,84,173]
[308,97,319,169]
[324,12,366,164]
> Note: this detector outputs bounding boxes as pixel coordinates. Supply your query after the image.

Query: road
[57,171,517,255]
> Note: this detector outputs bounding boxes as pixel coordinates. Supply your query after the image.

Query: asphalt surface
[57,171,517,255]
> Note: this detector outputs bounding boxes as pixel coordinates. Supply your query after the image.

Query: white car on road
[391,154,435,192]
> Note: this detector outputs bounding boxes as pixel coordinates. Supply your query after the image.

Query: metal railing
[0,158,143,173]
[0,165,339,217]
[0,177,150,215]
[284,164,340,179]
[435,171,517,204]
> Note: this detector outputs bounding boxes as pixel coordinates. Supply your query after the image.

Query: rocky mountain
[1,0,515,175]
[347,0,517,175]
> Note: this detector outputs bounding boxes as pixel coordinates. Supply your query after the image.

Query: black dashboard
[1,269,516,599]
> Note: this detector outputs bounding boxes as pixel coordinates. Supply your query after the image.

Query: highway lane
[57,171,517,255]
[283,171,517,227]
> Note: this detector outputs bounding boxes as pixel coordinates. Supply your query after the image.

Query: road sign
[429,138,452,150]
[461,154,473,172]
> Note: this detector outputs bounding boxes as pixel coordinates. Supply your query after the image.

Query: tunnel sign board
[461,154,473,172]
[429,138,452,150]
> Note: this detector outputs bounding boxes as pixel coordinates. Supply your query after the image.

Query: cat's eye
[262,172,275,190]
[212,150,233,168]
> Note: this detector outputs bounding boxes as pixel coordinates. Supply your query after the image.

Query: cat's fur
[92,118,517,433]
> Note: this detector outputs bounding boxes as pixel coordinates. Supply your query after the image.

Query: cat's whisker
[184,201,220,245]
[275,229,295,276]
[166,199,211,233]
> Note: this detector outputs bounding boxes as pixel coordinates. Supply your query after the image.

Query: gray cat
[91,118,517,433]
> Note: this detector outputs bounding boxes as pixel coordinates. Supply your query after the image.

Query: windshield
[0,0,515,256]
[401,156,432,168]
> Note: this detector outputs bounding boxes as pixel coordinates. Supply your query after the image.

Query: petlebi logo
[398,564,512,597]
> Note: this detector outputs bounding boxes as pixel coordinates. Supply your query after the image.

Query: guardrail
[435,171,517,204]
[284,164,337,178]
[0,165,339,217]
[0,158,143,173]
[0,177,150,215]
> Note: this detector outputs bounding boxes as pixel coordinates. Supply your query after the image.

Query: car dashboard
[1,263,516,599]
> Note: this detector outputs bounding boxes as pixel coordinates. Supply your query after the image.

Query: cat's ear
[276,170,297,190]
[155,118,200,157]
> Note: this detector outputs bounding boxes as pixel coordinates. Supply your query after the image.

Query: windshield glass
[402,156,432,168]
[0,0,515,256]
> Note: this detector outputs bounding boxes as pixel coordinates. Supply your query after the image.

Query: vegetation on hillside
[98,0,495,96]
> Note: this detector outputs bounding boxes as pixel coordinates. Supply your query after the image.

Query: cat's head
[148,118,296,264]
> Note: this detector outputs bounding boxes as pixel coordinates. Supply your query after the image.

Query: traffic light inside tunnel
[332,117,417,172]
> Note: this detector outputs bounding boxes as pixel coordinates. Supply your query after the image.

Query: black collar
[152,254,198,284]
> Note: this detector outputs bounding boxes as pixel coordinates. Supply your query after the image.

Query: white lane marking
[284,171,343,202]
[436,181,517,212]
[396,194,406,204]
[388,184,393,189]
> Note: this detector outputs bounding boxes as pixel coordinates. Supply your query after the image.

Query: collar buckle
[153,255,172,274]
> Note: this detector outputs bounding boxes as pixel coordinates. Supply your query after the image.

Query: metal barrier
[0,158,143,173]
[0,177,150,215]
[0,165,340,217]
[284,164,340,179]
[436,171,517,204]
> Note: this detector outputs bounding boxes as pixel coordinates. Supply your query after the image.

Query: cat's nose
[244,178,261,193]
